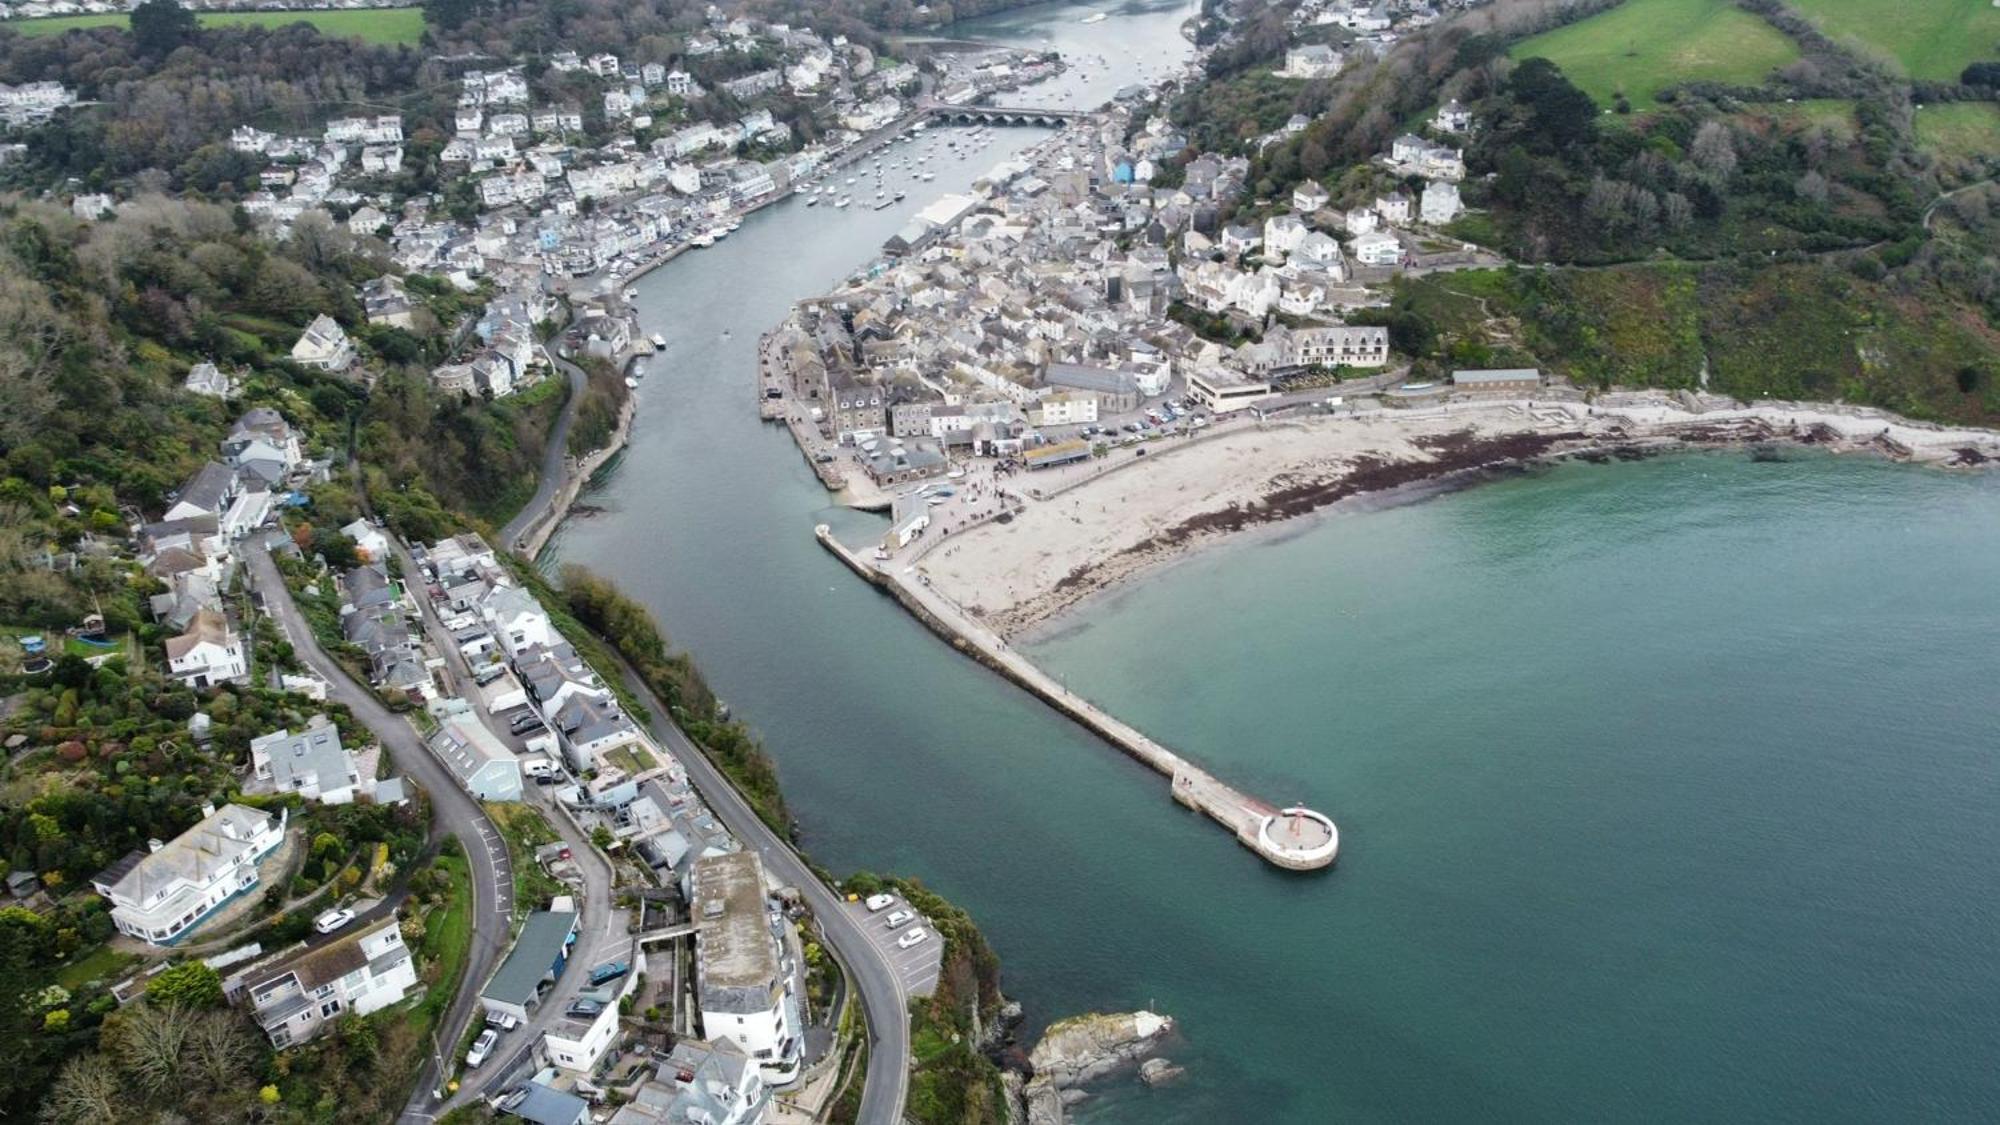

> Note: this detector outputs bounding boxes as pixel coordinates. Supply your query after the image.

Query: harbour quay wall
[815,524,1337,871]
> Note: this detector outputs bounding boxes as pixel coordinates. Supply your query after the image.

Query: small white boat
[835,196,851,207]
[806,196,818,207]
[650,333,666,349]
[692,233,715,247]
[625,376,639,388]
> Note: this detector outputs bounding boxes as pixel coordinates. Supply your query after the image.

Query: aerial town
[6,0,2000,1122]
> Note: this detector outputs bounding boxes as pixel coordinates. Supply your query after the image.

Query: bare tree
[107,1001,194,1099]
[1690,121,1738,180]
[184,1010,258,1093]
[39,1054,124,1125]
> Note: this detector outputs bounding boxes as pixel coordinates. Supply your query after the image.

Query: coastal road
[243,539,517,1123]
[499,346,589,552]
[609,659,911,1125]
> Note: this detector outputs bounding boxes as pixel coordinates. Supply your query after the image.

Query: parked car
[484,1011,519,1032]
[567,998,605,1018]
[313,908,354,935]
[896,927,929,949]
[466,1028,498,1068]
[509,713,545,735]
[885,909,915,928]
[864,893,896,913]
[588,961,630,986]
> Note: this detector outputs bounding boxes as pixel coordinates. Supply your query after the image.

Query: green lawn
[411,853,472,1030]
[604,744,658,775]
[1912,101,2000,163]
[1511,0,1802,108]
[54,944,138,991]
[6,8,426,45]
[1786,0,2000,81]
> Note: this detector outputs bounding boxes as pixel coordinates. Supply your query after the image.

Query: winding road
[499,346,589,552]
[607,656,912,1125]
[243,539,517,1123]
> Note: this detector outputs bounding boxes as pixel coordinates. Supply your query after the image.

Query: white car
[896,927,929,949]
[466,1028,498,1068]
[884,909,915,928]
[864,893,896,913]
[313,908,355,935]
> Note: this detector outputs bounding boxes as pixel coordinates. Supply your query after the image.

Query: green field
[6,7,425,44]
[1912,101,2000,162]
[1786,0,2000,81]
[1511,0,1802,108]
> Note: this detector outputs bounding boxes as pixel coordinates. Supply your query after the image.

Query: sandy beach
[916,394,2000,639]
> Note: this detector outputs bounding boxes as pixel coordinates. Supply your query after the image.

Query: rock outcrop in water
[1014,1010,1178,1125]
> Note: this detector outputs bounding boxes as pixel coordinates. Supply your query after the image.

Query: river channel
[548,2,2000,1120]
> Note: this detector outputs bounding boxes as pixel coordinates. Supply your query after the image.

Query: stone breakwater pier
[816,525,1338,871]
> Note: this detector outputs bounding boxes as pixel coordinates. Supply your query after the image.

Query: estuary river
[550,1,2000,1119]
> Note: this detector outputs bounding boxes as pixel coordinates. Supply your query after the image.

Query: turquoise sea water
[549,0,2000,1116]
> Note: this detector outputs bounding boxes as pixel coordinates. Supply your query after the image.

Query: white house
[250,717,366,805]
[1421,179,1463,224]
[1263,214,1308,259]
[1351,229,1403,267]
[545,989,627,1072]
[1434,98,1473,134]
[291,314,355,372]
[167,608,249,689]
[480,584,554,656]
[693,852,802,1083]
[240,920,417,1047]
[1344,208,1380,236]
[636,1038,766,1125]
[1375,191,1412,225]
[92,803,288,945]
[341,518,390,563]
[1282,44,1343,79]
[1294,181,1330,213]
[185,362,237,398]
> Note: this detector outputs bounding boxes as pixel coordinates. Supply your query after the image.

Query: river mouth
[543,0,2000,1118]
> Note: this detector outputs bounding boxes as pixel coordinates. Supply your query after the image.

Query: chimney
[147,838,165,853]
[200,801,216,819]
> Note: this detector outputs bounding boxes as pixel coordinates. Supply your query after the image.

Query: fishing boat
[692,233,716,247]
[650,333,667,349]
[872,197,894,210]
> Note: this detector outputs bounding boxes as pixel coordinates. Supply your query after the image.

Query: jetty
[816,525,1337,871]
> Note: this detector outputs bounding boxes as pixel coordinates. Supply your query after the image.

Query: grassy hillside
[1912,102,2000,163]
[1391,265,2000,423]
[1784,0,2000,80]
[1510,0,1802,108]
[6,7,426,44]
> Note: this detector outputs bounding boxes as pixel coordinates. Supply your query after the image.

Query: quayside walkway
[816,525,1337,871]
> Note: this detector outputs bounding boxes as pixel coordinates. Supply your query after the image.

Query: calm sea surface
[551,2,2000,1118]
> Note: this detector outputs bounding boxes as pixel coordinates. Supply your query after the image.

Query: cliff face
[1016,1010,1177,1125]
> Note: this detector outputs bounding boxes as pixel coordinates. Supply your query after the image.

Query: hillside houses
[91,802,288,945]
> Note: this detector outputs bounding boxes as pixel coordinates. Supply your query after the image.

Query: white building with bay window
[92,803,288,945]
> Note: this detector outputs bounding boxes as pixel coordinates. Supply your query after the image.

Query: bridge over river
[920,100,1095,127]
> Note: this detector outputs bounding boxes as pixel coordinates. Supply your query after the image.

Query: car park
[885,909,915,928]
[313,908,354,934]
[466,1028,498,1068]
[896,927,929,949]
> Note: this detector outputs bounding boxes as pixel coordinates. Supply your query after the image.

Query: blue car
[588,961,630,987]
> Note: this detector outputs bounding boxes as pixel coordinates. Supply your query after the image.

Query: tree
[145,961,223,1009]
[38,1054,123,1125]
[1508,58,1598,152]
[183,1010,255,1090]
[130,0,199,59]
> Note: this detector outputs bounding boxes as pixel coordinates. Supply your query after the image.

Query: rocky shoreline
[1000,1009,1181,1125]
